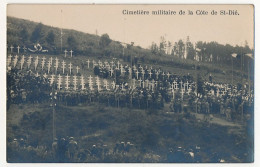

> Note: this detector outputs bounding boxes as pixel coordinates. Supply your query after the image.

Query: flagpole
[248,60,250,98]
[60,9,63,54]
[131,43,133,108]
[52,86,56,141]
[115,59,117,85]
[195,43,198,114]
[241,53,244,121]
[241,53,243,85]
[232,57,233,87]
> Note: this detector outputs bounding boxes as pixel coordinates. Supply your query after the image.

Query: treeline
[7,17,153,65]
[150,36,254,69]
[7,17,124,57]
[7,17,254,72]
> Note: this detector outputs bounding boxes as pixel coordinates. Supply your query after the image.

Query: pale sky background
[7,4,254,49]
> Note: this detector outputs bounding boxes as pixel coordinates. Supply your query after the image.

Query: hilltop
[7,16,253,85]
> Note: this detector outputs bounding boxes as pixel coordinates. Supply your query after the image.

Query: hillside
[7,16,254,85]
[7,16,148,58]
[6,16,254,163]
[7,102,252,163]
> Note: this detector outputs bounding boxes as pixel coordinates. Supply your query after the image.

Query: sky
[7,4,254,49]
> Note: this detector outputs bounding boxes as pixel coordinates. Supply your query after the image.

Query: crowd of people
[8,136,141,162]
[7,59,254,122]
[10,136,223,162]
[7,55,253,163]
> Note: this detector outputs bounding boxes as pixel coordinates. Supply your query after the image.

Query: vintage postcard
[6,4,254,163]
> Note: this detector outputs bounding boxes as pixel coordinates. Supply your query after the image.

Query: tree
[244,40,251,53]
[150,42,158,55]
[186,36,195,60]
[67,35,78,50]
[196,41,205,62]
[167,41,172,55]
[30,23,44,43]
[159,36,166,54]
[19,28,29,42]
[45,31,55,46]
[178,40,185,59]
[99,34,111,48]
[172,42,178,57]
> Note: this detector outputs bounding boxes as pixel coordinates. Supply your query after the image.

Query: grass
[7,102,253,162]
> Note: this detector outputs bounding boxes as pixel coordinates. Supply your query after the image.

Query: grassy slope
[11,51,249,87]
[7,16,251,85]
[7,102,253,162]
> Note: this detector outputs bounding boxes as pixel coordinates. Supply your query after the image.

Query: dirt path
[193,113,242,127]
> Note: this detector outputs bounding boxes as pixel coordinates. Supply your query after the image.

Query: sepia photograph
[6,4,254,163]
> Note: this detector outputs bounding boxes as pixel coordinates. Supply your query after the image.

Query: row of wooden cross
[7,54,237,97]
[39,73,196,93]
[64,50,74,57]
[48,74,112,91]
[44,73,231,99]
[7,54,174,80]
[7,55,80,74]
[7,45,25,54]
[8,45,74,57]
[87,58,172,78]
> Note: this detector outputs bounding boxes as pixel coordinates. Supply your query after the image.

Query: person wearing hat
[57,138,67,162]
[91,144,98,157]
[172,146,186,162]
[52,138,58,160]
[166,148,175,162]
[209,74,213,83]
[68,137,78,160]
[19,138,25,148]
[11,138,19,148]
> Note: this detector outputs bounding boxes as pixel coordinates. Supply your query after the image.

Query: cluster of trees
[7,17,254,72]
[8,22,113,55]
[8,22,58,53]
[150,36,254,68]
[7,17,117,56]
[8,17,152,70]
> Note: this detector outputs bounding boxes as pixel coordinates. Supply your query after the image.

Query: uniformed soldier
[91,144,98,157]
[52,138,58,159]
[57,138,67,162]
[172,146,186,162]
[68,137,78,160]
[10,138,19,149]
[19,138,25,148]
